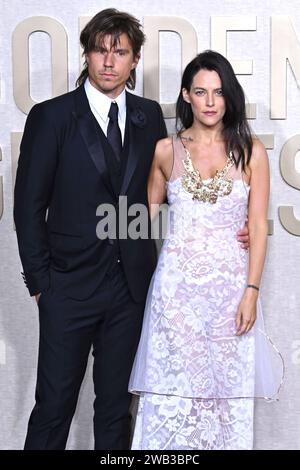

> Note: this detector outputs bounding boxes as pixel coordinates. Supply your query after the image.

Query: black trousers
[24,262,145,450]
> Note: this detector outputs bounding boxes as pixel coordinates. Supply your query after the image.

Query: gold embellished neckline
[181,145,235,204]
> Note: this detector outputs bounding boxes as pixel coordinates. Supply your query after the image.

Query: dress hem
[129,389,279,402]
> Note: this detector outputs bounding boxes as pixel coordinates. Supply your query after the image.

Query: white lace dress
[129,136,283,450]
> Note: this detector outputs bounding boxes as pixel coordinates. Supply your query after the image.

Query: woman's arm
[147,137,173,219]
[236,139,270,335]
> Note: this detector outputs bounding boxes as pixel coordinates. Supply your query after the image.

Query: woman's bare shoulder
[155,136,173,154]
[152,137,174,179]
[154,136,174,164]
[252,137,267,153]
[249,138,268,167]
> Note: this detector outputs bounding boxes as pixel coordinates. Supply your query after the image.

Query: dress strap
[169,135,187,182]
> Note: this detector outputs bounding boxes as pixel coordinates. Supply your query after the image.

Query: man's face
[86,33,140,98]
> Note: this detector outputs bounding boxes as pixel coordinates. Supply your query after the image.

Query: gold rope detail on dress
[181,149,235,203]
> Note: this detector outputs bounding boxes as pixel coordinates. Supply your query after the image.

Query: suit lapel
[72,86,113,194]
[73,86,145,196]
[120,92,144,195]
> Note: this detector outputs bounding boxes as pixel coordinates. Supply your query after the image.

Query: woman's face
[182,69,226,128]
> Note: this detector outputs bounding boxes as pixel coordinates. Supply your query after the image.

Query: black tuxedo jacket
[14,85,167,302]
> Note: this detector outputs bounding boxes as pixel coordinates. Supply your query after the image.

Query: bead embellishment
[181,148,235,203]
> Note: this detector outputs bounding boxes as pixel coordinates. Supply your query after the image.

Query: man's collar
[84,78,126,123]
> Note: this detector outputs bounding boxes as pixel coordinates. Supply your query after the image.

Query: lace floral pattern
[129,136,283,450]
[130,179,255,398]
[132,395,253,450]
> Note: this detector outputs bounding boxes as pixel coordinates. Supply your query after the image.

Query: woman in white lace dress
[129,51,283,450]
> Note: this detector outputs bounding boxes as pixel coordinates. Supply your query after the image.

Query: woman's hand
[235,289,258,336]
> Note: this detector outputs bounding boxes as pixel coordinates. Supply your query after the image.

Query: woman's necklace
[180,138,235,204]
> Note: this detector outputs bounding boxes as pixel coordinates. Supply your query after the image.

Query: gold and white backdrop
[0,0,299,450]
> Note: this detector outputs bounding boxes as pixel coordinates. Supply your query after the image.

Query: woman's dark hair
[176,50,253,169]
[76,8,145,90]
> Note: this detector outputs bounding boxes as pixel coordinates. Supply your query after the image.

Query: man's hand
[35,293,41,304]
[237,221,249,250]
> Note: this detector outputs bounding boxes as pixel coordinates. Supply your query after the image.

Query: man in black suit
[14,8,167,450]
